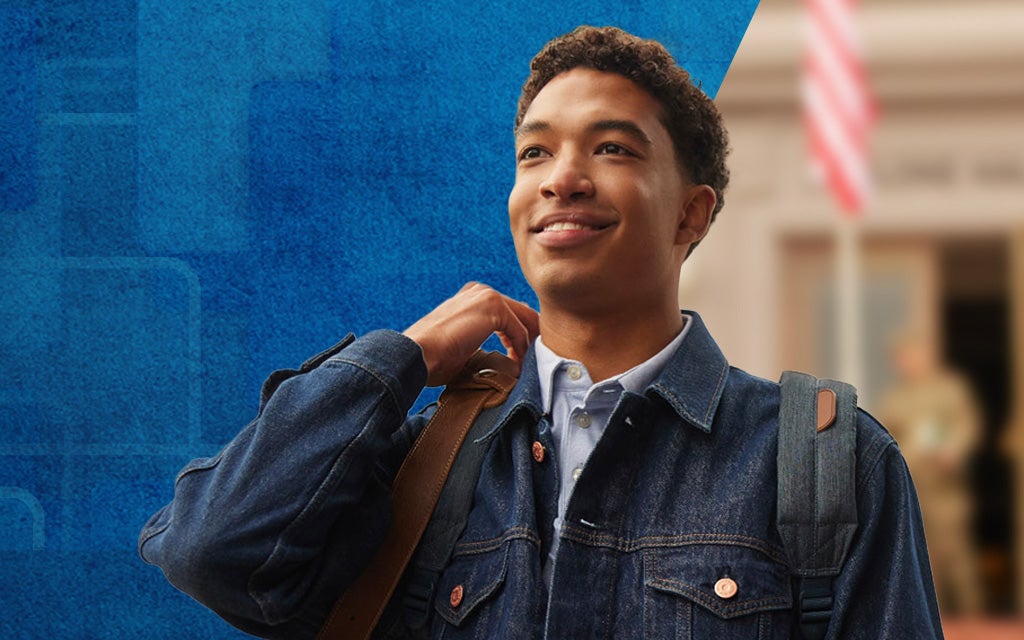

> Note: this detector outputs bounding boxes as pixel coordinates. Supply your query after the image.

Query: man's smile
[529,211,616,234]
[538,221,602,232]
[528,213,617,248]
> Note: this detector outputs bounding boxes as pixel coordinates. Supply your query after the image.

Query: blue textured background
[0,1,757,637]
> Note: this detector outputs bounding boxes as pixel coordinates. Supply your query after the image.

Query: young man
[140,26,942,638]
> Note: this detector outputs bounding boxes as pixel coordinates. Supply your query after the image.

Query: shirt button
[714,577,738,599]
[574,411,591,429]
[450,584,464,607]
[566,364,583,381]
[572,466,583,482]
[531,441,546,463]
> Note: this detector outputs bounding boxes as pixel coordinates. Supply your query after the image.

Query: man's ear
[675,184,716,247]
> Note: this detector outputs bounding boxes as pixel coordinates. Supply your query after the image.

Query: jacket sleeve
[826,411,944,639]
[138,329,432,638]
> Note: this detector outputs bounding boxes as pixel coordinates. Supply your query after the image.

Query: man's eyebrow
[514,119,654,146]
[514,120,551,140]
[589,119,652,145]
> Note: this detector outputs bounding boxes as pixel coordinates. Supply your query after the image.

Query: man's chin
[532,276,612,313]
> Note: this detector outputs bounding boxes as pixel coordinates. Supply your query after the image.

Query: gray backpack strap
[398,403,505,637]
[777,371,859,640]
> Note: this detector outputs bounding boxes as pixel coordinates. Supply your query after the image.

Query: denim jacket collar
[481,311,729,439]
[477,345,544,441]
[647,310,729,434]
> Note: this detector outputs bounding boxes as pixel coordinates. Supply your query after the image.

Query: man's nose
[539,152,594,200]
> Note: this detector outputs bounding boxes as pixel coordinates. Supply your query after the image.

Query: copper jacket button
[714,577,738,599]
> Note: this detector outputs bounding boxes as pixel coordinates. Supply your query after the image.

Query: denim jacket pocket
[643,542,792,639]
[433,540,511,629]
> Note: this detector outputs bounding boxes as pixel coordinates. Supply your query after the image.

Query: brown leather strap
[316,350,519,640]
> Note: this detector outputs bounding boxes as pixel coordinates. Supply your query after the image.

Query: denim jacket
[139,312,943,639]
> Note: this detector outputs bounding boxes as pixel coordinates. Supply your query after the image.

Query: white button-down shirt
[534,316,691,584]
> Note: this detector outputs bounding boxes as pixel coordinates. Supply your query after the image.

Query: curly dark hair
[515,26,730,250]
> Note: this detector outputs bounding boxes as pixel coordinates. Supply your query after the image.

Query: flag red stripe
[803,0,873,215]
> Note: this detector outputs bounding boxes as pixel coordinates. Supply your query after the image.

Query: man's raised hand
[403,282,540,387]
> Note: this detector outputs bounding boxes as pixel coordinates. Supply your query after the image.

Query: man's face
[508,68,701,314]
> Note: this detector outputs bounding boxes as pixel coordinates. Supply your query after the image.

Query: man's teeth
[543,221,590,232]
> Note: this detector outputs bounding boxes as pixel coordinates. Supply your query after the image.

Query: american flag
[803,0,875,215]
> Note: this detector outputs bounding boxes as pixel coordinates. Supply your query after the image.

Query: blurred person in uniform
[879,331,984,615]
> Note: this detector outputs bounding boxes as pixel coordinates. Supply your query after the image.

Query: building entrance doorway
[941,239,1014,613]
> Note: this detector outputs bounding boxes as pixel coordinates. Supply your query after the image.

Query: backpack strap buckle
[797,576,834,639]
[401,567,439,631]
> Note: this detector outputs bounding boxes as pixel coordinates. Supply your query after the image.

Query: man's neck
[537,301,685,383]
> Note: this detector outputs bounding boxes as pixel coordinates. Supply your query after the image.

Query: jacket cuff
[327,329,429,413]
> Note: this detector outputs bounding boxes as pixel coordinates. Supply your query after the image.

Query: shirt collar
[483,310,729,440]
[534,316,692,414]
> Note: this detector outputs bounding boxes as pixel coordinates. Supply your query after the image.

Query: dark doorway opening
[940,238,1013,613]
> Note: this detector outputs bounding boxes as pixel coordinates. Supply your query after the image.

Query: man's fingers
[511,297,541,342]
[404,282,538,385]
[496,331,519,362]
[491,293,538,362]
[493,315,529,363]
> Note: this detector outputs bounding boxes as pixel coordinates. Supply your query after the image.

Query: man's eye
[518,147,548,161]
[597,143,631,156]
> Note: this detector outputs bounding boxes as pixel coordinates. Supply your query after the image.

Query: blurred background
[690,0,1024,636]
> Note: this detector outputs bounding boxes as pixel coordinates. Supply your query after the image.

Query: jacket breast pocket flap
[434,540,511,627]
[644,543,792,619]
